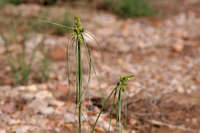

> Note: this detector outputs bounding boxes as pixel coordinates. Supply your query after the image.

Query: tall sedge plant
[41,16,94,133]
[73,16,83,133]
[71,16,94,133]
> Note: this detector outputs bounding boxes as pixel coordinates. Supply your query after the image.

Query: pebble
[2,102,16,114]
[172,39,184,52]
[131,130,137,133]
[14,126,29,133]
[129,119,137,126]
[48,47,66,61]
[64,113,77,123]
[94,14,116,26]
[27,85,38,92]
[177,86,185,94]
[89,116,113,131]
[186,89,192,94]
[190,85,197,91]
[9,119,21,125]
[97,27,114,37]
[28,99,54,115]
[23,93,35,100]
[0,129,6,133]
[192,118,198,124]
[16,86,26,91]
[36,90,53,100]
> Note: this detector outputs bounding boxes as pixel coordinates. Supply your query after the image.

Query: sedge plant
[41,16,96,133]
[66,16,94,133]
[91,74,134,133]
[72,16,99,133]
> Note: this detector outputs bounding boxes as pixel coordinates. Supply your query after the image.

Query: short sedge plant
[91,74,134,133]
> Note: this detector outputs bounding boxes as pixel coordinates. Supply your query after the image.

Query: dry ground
[0,0,200,133]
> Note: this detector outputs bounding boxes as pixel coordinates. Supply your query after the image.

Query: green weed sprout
[5,44,36,85]
[3,34,50,85]
[91,74,134,133]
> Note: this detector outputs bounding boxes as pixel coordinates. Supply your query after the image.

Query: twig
[146,119,199,133]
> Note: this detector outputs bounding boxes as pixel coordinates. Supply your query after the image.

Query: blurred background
[0,0,200,133]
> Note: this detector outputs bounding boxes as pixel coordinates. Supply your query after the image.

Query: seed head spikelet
[73,16,84,44]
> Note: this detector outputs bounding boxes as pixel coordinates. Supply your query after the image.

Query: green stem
[75,41,79,105]
[76,39,82,133]
[91,85,119,133]
[118,87,122,133]
[108,88,117,132]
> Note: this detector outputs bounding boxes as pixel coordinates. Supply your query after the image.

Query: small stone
[0,129,6,133]
[49,99,64,107]
[9,119,21,125]
[64,113,77,123]
[176,13,186,25]
[129,119,137,126]
[131,130,136,133]
[57,84,69,93]
[48,47,66,61]
[177,86,184,94]
[89,116,113,131]
[28,99,54,115]
[17,86,26,91]
[190,85,197,91]
[123,129,129,133]
[23,93,35,100]
[27,85,38,92]
[2,102,16,114]
[186,89,192,94]
[36,90,53,99]
[96,27,114,37]
[94,14,116,27]
[172,39,184,52]
[39,84,48,90]
[14,126,30,133]
[41,106,54,115]
[192,118,198,124]
[100,119,113,131]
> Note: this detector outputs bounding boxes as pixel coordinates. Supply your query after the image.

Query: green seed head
[73,16,85,43]
[119,74,134,91]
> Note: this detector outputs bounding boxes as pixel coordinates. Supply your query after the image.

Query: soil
[0,0,200,133]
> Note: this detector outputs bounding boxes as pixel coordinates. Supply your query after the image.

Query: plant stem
[118,87,122,133]
[91,85,119,133]
[76,39,82,133]
[108,87,117,132]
